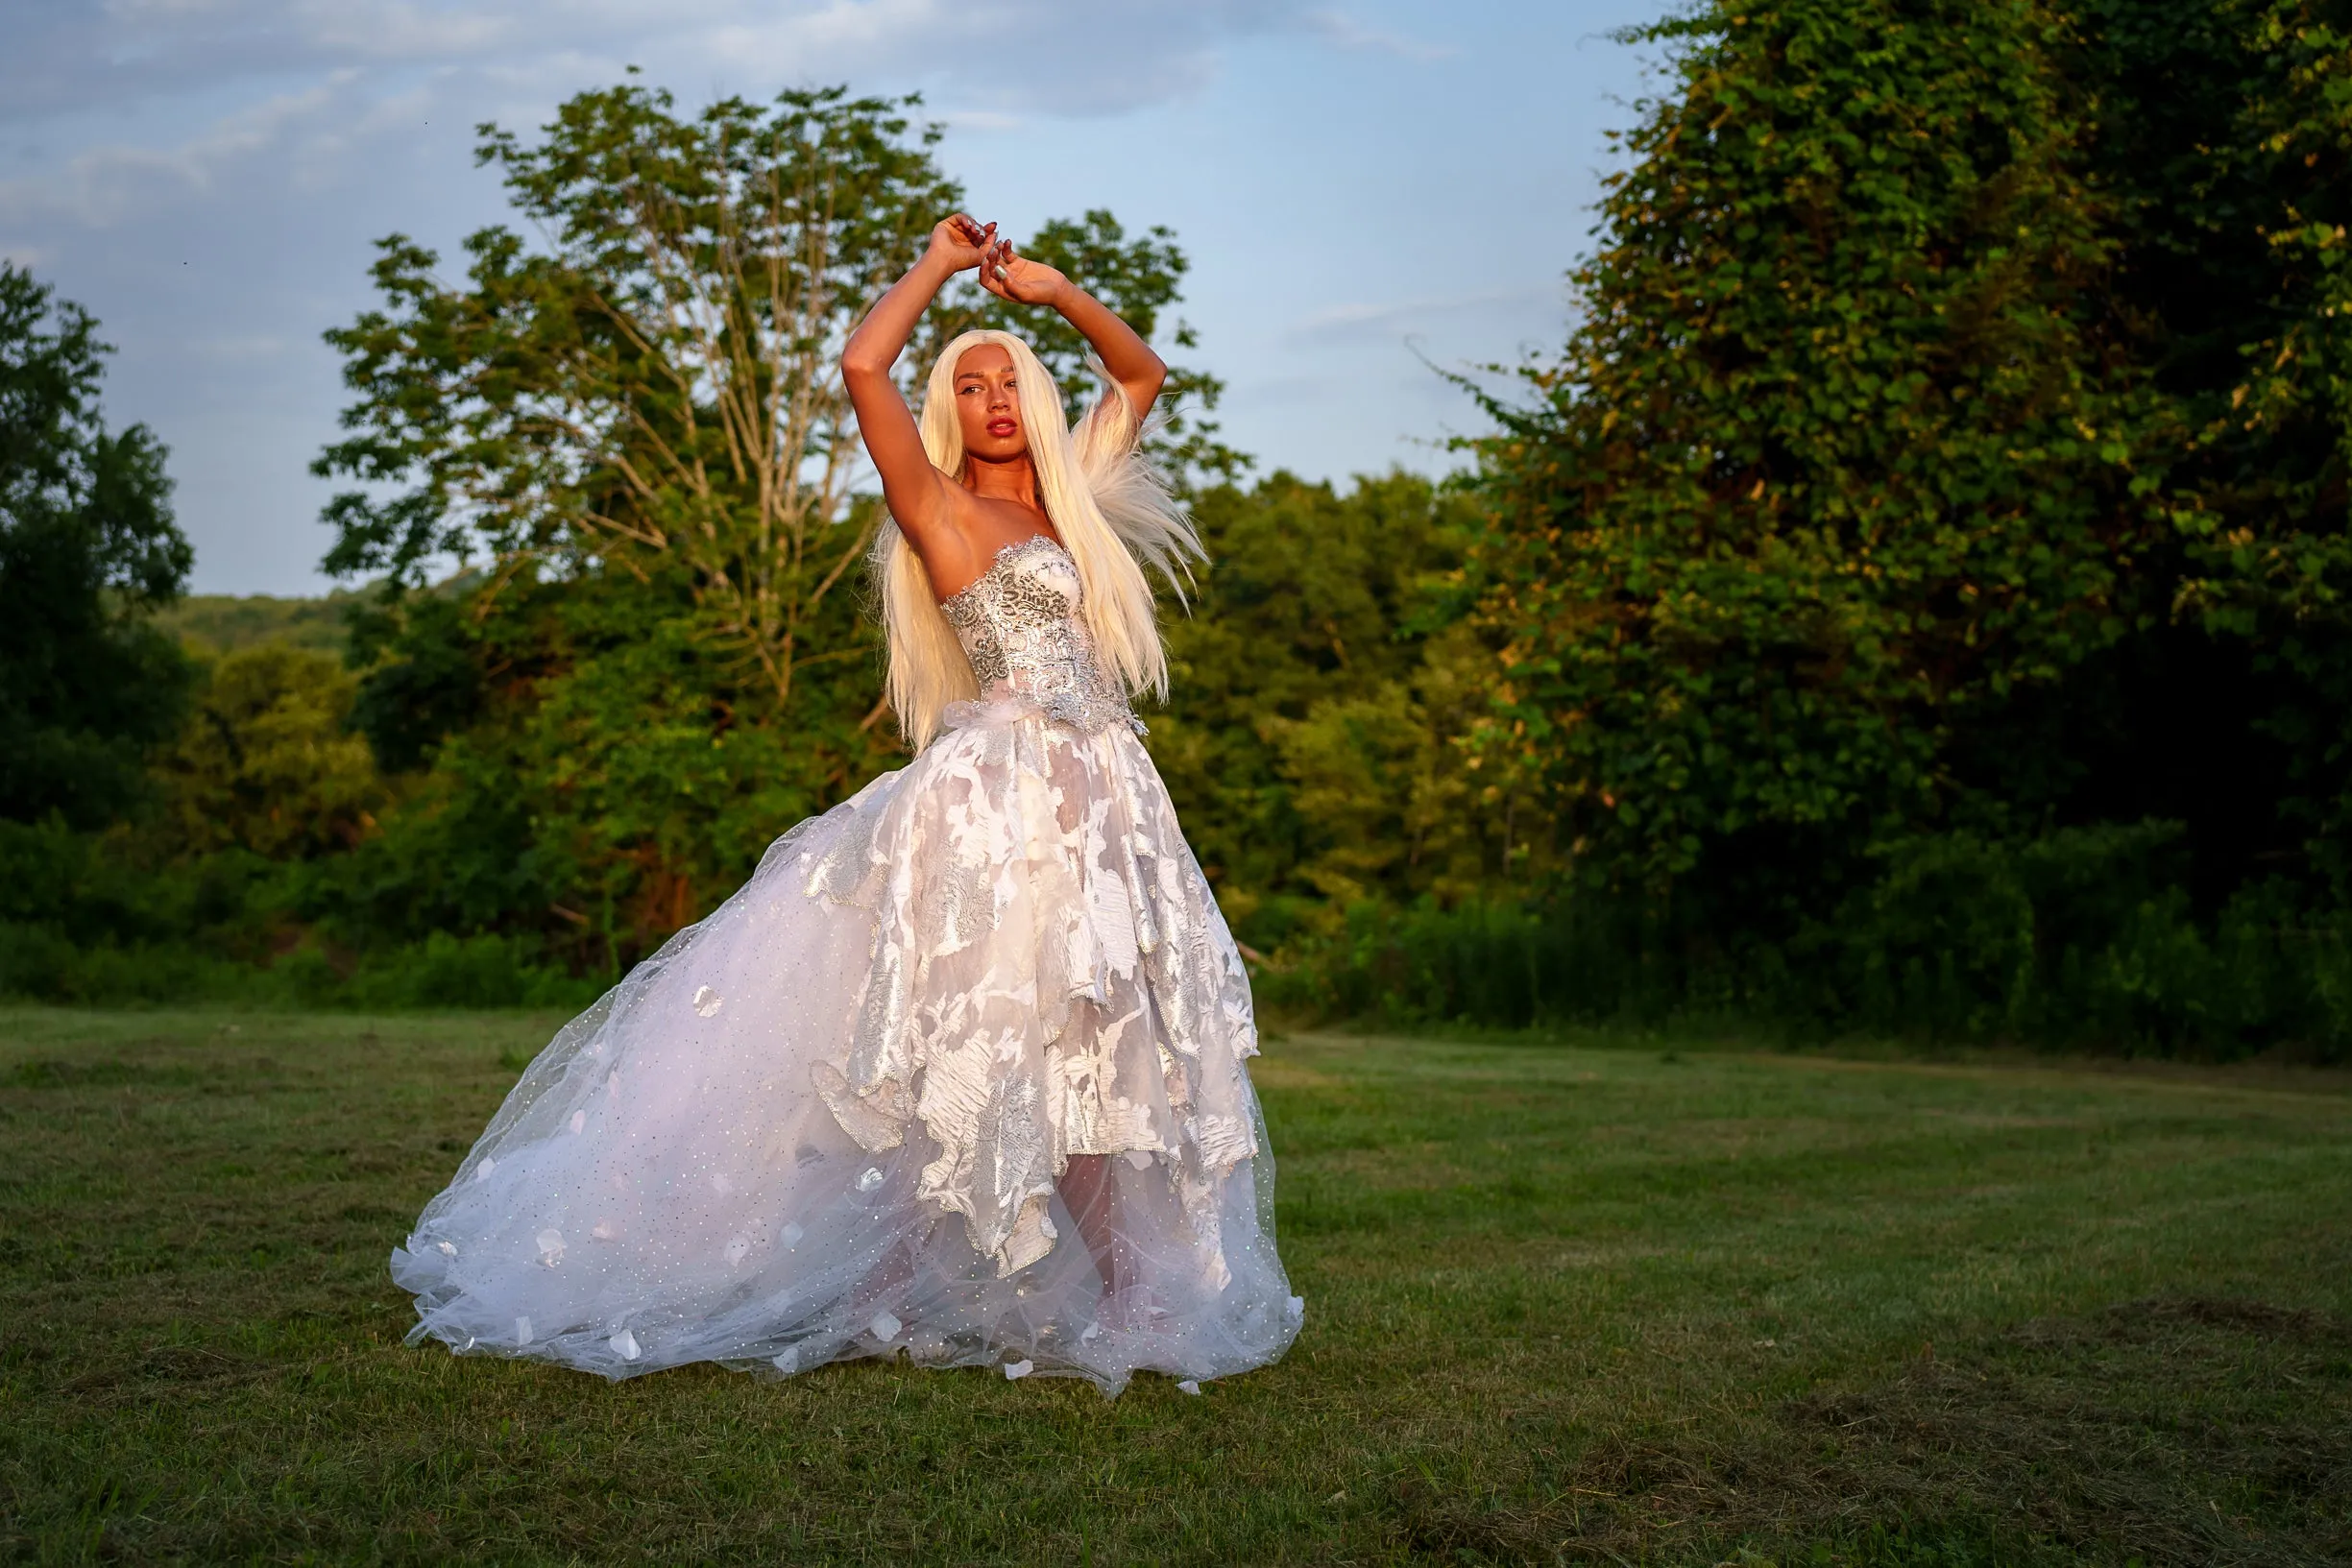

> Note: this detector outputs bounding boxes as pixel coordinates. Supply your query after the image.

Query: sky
[0,0,1667,595]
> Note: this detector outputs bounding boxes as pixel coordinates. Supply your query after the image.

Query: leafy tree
[0,263,191,827]
[1152,470,1536,945]
[155,591,360,658]
[152,645,386,861]
[1269,615,1555,906]
[1451,0,2352,1043]
[2100,0,2352,633]
[320,81,1216,967]
[1472,0,2170,913]
[319,82,961,716]
[2055,0,2352,902]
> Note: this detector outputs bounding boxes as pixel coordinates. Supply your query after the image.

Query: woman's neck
[961,449,1045,517]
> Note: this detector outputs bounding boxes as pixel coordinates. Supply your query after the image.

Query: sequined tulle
[391,540,1299,1395]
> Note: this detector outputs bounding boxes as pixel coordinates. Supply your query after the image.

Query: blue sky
[1,1,1666,594]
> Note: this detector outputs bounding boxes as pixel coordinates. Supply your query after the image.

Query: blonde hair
[871,329,1200,749]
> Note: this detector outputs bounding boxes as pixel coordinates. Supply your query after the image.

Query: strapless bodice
[939,535,1141,736]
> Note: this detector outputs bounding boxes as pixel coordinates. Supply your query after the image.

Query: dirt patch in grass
[1392,1296,2352,1566]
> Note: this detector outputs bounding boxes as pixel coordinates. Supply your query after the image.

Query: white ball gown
[392,535,1302,1395]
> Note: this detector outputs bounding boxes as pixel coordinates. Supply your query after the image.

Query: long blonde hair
[871,329,1200,749]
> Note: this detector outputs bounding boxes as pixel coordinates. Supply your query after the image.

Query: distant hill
[156,592,354,658]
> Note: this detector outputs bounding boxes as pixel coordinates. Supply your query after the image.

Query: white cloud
[4,0,1305,122]
[0,0,1312,245]
[1302,8,1455,61]
[935,108,1026,133]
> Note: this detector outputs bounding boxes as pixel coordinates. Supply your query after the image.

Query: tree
[321,85,1229,715]
[319,83,965,718]
[1450,0,2352,1042]
[0,263,191,828]
[318,80,1217,967]
[2057,0,2352,903]
[1152,470,1532,946]
[152,645,386,861]
[1472,0,2168,913]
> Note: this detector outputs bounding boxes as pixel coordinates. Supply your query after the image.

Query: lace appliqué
[788,677,1259,1280]
[941,536,1145,737]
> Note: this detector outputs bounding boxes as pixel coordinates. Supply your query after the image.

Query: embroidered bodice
[940,535,1142,736]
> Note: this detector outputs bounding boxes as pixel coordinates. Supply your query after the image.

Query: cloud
[1,0,1305,123]
[0,80,374,230]
[934,108,1026,133]
[0,0,1312,256]
[690,0,1269,116]
[0,0,1318,595]
[1301,8,1455,62]
[1290,283,1558,347]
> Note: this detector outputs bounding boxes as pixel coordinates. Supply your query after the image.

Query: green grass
[3,1008,2348,1565]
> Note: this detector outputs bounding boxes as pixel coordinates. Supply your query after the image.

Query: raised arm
[843,214,992,555]
[982,238,1168,423]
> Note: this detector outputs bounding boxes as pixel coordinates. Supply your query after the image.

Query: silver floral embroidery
[941,537,1147,737]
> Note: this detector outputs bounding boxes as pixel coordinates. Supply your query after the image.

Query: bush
[336,932,603,1010]
[1268,824,2352,1061]
[0,911,603,1012]
[0,924,254,1004]
[1257,897,1666,1029]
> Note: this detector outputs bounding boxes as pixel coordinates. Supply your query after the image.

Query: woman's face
[953,345,1027,464]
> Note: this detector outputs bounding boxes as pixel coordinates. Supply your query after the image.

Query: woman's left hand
[980,239,1071,308]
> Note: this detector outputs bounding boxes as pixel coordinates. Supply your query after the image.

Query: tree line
[5,0,2348,1056]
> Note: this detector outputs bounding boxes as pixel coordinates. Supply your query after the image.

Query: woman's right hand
[925,213,995,274]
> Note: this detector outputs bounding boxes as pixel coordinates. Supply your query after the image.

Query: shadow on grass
[1393,1296,2352,1566]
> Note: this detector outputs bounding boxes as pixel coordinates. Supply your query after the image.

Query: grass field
[3,1007,2349,1565]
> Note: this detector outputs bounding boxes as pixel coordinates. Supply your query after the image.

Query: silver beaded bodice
[941,535,1142,737]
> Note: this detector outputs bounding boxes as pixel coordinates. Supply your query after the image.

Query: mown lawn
[2,1007,2348,1565]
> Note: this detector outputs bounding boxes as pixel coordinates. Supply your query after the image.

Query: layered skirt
[391,695,1300,1395]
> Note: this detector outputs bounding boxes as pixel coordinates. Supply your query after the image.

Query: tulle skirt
[391,693,1301,1396]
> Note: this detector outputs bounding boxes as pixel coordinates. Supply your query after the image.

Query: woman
[391,214,1300,1397]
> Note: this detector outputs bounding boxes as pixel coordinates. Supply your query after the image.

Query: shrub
[1268,825,2352,1060]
